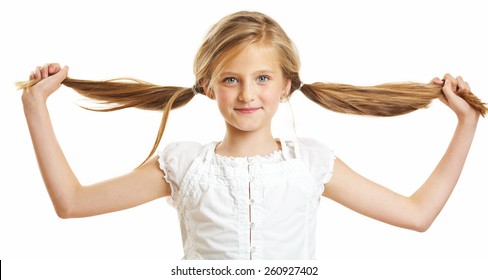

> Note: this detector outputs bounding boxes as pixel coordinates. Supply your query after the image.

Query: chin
[236,126,262,133]
[231,122,265,133]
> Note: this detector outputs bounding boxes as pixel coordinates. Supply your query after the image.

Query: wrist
[22,90,48,116]
[457,112,479,128]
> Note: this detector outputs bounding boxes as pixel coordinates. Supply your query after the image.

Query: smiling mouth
[234,107,261,114]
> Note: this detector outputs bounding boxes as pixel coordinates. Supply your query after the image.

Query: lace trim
[211,143,284,164]
[322,150,336,185]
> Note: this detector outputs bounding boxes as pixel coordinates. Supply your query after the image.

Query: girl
[19,11,485,260]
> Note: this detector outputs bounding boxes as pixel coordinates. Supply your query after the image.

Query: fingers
[443,73,458,93]
[456,76,470,94]
[442,73,470,94]
[34,66,41,80]
[52,65,69,83]
[41,63,49,78]
[29,63,64,81]
[47,63,61,75]
[430,77,444,85]
[442,79,457,99]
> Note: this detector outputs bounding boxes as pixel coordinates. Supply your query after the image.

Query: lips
[234,107,261,114]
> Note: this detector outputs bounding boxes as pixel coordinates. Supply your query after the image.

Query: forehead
[218,42,280,74]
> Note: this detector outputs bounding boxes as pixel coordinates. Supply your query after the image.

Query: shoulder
[157,141,208,166]
[157,141,210,188]
[296,138,330,150]
[159,141,205,156]
[285,138,335,184]
[283,138,332,158]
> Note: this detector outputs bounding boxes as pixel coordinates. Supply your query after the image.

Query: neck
[216,124,279,157]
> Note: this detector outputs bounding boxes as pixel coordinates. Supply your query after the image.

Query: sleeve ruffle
[157,142,203,207]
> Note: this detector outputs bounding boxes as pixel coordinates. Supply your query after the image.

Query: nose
[238,82,256,102]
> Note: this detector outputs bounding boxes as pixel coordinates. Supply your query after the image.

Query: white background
[1,0,487,279]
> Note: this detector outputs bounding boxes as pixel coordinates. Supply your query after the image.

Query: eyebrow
[220,70,276,76]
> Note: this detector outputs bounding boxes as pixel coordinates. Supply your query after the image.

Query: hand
[22,63,69,105]
[430,73,479,123]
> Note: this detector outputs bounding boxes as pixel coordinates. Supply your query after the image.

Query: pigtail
[299,82,487,117]
[66,78,197,166]
[59,78,195,112]
[18,77,197,167]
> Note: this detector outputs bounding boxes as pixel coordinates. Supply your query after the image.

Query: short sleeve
[157,142,203,205]
[295,138,336,185]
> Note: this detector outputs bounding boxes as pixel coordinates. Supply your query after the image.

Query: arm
[323,74,479,232]
[22,63,171,218]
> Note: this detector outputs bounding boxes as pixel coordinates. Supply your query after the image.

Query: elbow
[56,211,70,219]
[52,192,78,219]
[54,204,75,219]
[50,185,81,219]
[412,222,430,233]
[409,215,433,233]
[406,198,435,232]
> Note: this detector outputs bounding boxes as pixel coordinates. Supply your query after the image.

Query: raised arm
[323,74,480,232]
[22,63,170,218]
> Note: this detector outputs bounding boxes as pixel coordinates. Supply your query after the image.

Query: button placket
[247,161,253,259]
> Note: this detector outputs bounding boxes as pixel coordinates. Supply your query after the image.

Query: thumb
[34,65,69,96]
[442,79,456,98]
[50,65,69,84]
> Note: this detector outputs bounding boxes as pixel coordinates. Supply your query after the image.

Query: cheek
[261,89,281,110]
[214,88,236,112]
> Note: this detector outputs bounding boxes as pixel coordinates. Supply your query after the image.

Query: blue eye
[258,75,270,83]
[224,77,238,84]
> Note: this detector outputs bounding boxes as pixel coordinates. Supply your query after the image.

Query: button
[250,222,256,229]
[250,246,256,253]
[249,198,255,205]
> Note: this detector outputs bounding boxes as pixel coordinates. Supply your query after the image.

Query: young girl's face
[210,42,291,135]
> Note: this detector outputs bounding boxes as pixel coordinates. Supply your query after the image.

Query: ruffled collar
[209,140,285,165]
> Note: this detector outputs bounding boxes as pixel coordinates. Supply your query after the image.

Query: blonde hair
[17,11,487,165]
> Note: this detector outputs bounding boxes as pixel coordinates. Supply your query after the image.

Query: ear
[281,79,292,101]
[202,83,215,100]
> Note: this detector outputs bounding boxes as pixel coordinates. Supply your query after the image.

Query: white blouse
[158,138,335,260]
